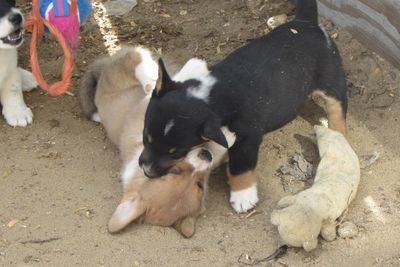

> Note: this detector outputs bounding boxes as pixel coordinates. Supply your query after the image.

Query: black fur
[0,1,15,18]
[140,0,347,178]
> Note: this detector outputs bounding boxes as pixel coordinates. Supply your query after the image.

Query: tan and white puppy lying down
[79,47,233,237]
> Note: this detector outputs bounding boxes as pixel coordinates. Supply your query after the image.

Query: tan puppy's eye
[147,134,153,144]
[168,166,181,175]
[169,148,176,154]
[197,181,204,190]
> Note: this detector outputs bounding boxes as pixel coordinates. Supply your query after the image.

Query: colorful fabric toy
[39,0,92,49]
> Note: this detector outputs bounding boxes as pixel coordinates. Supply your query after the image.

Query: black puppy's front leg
[227,134,262,213]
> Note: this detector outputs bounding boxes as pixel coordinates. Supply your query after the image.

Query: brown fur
[227,170,257,191]
[312,90,347,135]
[79,47,229,237]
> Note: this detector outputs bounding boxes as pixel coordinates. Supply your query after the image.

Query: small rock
[360,152,380,169]
[337,221,359,238]
[104,0,137,16]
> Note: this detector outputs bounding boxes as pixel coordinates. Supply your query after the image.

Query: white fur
[173,58,210,82]
[163,119,175,136]
[172,57,216,103]
[230,185,259,213]
[0,49,36,127]
[0,7,36,127]
[121,150,142,187]
[186,148,212,173]
[19,68,38,91]
[134,47,158,94]
[186,75,217,103]
[91,112,102,123]
[0,8,24,49]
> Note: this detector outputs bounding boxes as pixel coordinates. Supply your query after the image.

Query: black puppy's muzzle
[139,150,172,178]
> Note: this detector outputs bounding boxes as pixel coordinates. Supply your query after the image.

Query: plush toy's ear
[173,216,196,238]
[154,58,177,97]
[108,197,146,233]
[201,115,228,148]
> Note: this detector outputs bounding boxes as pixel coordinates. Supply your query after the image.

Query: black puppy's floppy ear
[154,58,176,97]
[201,115,228,148]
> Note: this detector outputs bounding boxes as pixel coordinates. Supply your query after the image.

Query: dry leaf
[7,219,19,228]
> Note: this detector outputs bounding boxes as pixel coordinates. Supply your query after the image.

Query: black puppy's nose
[9,13,22,26]
[198,149,212,162]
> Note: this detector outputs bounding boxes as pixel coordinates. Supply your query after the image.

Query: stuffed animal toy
[271,125,360,251]
[39,0,92,49]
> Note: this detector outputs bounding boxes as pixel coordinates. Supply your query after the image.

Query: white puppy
[0,1,37,127]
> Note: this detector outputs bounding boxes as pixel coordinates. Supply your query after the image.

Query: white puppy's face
[0,7,24,49]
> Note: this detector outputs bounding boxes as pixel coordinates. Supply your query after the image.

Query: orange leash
[26,0,75,96]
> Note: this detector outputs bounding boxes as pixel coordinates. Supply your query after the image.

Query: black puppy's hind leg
[227,134,262,213]
[312,90,347,135]
[312,44,348,135]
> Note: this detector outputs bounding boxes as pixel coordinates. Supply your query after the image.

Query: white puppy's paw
[19,68,38,92]
[91,112,102,123]
[3,105,33,127]
[230,185,259,213]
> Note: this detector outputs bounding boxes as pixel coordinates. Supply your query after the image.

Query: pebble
[337,221,359,238]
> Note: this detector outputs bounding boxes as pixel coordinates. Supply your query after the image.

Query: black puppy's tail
[78,58,108,120]
[294,0,318,24]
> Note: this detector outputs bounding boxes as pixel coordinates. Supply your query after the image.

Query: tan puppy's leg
[227,169,258,213]
[312,90,347,135]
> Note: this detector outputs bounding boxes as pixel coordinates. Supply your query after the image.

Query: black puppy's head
[139,59,228,178]
[0,0,24,49]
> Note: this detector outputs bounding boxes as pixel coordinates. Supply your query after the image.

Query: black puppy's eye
[169,148,187,159]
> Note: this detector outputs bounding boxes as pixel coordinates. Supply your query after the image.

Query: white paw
[230,185,259,213]
[3,105,33,127]
[91,112,102,123]
[19,68,38,92]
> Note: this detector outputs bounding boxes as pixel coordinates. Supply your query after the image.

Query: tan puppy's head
[108,147,213,237]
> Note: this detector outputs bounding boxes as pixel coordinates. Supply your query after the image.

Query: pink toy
[39,0,92,49]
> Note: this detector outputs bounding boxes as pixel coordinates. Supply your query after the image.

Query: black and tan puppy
[139,0,348,213]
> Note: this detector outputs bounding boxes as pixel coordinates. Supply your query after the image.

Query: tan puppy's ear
[173,216,196,238]
[155,58,176,97]
[108,197,146,233]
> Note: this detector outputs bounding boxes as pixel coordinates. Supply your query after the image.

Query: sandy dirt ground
[1,0,400,266]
